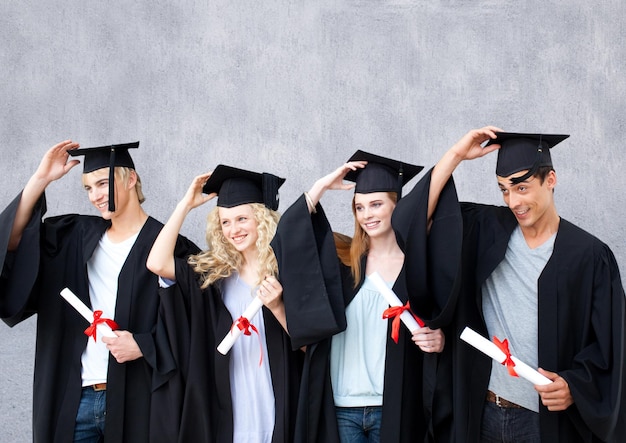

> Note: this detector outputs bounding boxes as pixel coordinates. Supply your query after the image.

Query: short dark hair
[535,166,554,184]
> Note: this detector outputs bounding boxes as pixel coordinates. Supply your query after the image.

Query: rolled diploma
[217,295,264,355]
[460,327,551,385]
[60,288,117,339]
[369,271,422,334]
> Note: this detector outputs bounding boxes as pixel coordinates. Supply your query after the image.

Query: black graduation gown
[149,256,303,443]
[434,176,626,442]
[0,192,198,443]
[271,173,455,443]
[398,171,463,442]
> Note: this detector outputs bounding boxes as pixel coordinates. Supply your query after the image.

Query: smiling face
[82,167,137,220]
[353,191,397,239]
[218,204,259,255]
[83,168,117,219]
[497,169,557,230]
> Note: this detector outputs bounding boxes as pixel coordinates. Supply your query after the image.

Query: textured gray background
[1,1,625,441]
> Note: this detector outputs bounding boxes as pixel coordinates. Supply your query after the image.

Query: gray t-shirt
[482,226,556,412]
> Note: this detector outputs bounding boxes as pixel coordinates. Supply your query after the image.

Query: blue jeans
[480,401,540,443]
[73,387,106,443]
[335,406,382,443]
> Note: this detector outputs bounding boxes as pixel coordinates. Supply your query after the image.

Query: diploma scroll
[369,272,424,334]
[460,327,551,385]
[60,288,118,339]
[217,295,264,355]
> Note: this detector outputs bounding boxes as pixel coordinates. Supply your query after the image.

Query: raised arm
[303,160,367,212]
[146,172,215,279]
[8,140,81,251]
[427,126,502,226]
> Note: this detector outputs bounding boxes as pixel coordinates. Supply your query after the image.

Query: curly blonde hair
[187,203,280,289]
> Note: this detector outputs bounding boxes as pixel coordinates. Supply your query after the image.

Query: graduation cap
[344,150,424,198]
[202,164,285,211]
[486,132,569,184]
[68,142,139,212]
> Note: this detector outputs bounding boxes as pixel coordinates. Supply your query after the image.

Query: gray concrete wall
[1,1,624,440]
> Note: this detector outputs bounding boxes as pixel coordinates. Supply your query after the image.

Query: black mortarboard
[486,132,569,184]
[68,141,139,212]
[344,150,423,198]
[202,164,285,211]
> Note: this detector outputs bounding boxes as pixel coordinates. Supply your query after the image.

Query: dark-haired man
[424,127,625,442]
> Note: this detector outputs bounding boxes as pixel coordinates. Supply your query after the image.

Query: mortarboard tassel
[108,147,116,212]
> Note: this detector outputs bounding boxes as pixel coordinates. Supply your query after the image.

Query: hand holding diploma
[217,276,284,368]
[60,288,118,341]
[460,327,551,385]
[411,327,445,353]
[217,295,264,355]
[535,368,574,411]
[369,272,425,343]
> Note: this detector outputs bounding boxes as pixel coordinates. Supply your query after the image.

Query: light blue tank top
[330,275,390,407]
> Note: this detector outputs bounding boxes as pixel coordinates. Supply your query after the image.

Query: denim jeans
[335,406,382,443]
[73,387,106,443]
[480,400,540,443]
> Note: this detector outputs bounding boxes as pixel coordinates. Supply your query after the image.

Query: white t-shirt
[80,231,138,386]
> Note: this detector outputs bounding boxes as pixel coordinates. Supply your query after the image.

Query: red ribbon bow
[493,336,518,377]
[382,301,425,344]
[232,316,263,366]
[84,310,119,342]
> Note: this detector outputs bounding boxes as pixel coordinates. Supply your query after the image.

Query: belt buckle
[495,394,502,407]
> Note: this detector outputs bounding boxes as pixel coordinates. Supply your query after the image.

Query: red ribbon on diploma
[233,316,263,366]
[493,336,518,377]
[382,301,425,344]
[84,310,119,342]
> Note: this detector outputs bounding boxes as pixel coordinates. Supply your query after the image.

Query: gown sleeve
[392,169,463,329]
[137,233,200,376]
[0,192,54,326]
[150,256,216,443]
[152,257,201,387]
[559,242,626,441]
[271,194,347,350]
